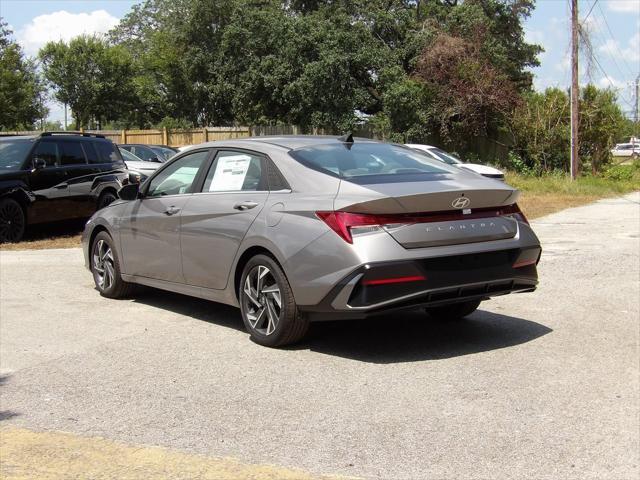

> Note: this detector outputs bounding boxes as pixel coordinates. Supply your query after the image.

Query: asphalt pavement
[0,193,638,479]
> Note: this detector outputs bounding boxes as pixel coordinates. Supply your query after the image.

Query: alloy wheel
[92,239,115,291]
[243,265,282,336]
[0,201,25,243]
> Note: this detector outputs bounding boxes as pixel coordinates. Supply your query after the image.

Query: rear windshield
[0,138,35,171]
[427,148,463,165]
[289,143,456,182]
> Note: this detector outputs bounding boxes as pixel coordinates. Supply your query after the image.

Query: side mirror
[33,157,47,170]
[118,183,140,201]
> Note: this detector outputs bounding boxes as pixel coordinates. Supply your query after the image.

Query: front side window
[289,143,455,184]
[202,151,265,192]
[32,140,60,167]
[60,141,86,165]
[147,150,209,197]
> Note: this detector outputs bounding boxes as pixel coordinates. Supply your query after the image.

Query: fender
[0,181,36,207]
[222,236,289,306]
[90,172,127,198]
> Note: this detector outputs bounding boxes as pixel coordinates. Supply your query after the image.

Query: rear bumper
[300,247,539,321]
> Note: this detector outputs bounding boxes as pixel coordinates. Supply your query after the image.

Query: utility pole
[64,103,68,131]
[570,0,579,180]
[634,74,639,142]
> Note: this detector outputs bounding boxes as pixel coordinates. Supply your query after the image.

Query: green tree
[510,85,626,174]
[0,20,47,130]
[39,35,135,129]
[510,88,571,173]
[579,85,626,174]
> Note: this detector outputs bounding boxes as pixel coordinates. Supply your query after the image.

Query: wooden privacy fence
[1,125,507,163]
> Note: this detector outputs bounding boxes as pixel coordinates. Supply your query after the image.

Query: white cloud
[597,32,640,62]
[597,75,625,89]
[16,10,119,57]
[607,1,640,14]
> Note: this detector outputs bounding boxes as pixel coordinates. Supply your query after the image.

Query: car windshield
[0,138,35,171]
[289,143,455,182]
[427,148,463,165]
[151,146,177,160]
[119,147,144,162]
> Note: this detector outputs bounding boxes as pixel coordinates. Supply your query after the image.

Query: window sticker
[210,154,251,191]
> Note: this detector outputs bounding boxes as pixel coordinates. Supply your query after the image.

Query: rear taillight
[315,211,397,244]
[316,203,529,244]
[502,203,529,225]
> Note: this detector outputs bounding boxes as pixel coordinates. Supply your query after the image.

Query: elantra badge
[451,197,470,209]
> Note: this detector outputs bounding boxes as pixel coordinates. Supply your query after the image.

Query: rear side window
[33,141,60,167]
[94,142,121,163]
[289,143,455,183]
[82,142,101,164]
[267,160,290,191]
[60,141,86,165]
[202,151,266,192]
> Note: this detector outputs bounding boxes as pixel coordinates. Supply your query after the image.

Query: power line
[595,2,636,78]
[582,0,599,22]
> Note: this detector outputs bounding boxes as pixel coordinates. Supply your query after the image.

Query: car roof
[406,143,437,150]
[0,134,110,143]
[198,135,381,151]
[0,135,36,141]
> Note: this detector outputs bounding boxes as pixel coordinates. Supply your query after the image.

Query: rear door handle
[233,201,259,211]
[164,206,181,216]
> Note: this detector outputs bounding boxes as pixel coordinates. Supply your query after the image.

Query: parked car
[406,144,505,180]
[610,143,639,158]
[119,144,178,163]
[83,136,540,347]
[0,132,128,243]
[118,147,161,182]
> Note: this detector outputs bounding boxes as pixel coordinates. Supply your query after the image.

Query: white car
[406,144,505,181]
[611,143,639,158]
[118,147,162,182]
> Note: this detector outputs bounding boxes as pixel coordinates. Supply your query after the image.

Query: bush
[602,161,640,182]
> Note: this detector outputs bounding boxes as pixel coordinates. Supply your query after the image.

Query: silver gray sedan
[82,135,541,347]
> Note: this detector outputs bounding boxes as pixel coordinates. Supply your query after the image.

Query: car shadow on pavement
[131,288,551,364]
[131,288,246,333]
[301,309,552,363]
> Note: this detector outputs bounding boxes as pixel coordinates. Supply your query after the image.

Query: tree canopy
[106,0,542,138]
[0,20,47,130]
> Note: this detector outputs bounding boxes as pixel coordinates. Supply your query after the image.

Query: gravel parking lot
[1,193,638,479]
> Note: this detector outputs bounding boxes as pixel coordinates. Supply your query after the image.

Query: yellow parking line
[0,427,354,480]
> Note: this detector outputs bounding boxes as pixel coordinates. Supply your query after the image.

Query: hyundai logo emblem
[451,197,470,209]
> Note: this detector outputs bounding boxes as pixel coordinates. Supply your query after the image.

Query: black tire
[0,198,26,243]
[97,191,117,210]
[239,254,309,347]
[425,299,481,320]
[90,231,135,298]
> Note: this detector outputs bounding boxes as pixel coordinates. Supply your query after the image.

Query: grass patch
[0,220,84,251]
[508,164,640,219]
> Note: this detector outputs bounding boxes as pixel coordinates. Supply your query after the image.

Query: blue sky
[1,0,638,123]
